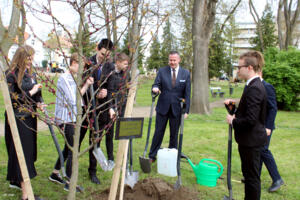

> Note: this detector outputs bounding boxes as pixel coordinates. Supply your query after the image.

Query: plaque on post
[115,117,144,140]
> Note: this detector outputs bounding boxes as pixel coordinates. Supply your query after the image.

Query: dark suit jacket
[153,66,191,116]
[233,77,267,147]
[262,80,277,131]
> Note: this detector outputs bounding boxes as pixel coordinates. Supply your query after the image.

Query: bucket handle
[200,158,223,177]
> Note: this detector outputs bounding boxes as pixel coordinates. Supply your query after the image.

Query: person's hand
[184,113,188,119]
[37,102,47,112]
[86,77,94,86]
[29,84,42,96]
[97,89,107,99]
[152,87,160,94]
[224,99,235,105]
[266,128,271,136]
[109,108,116,119]
[226,114,235,125]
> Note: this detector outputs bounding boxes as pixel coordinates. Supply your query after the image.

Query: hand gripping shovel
[223,101,236,200]
[139,91,158,173]
[90,85,109,171]
[125,139,139,188]
[174,98,186,189]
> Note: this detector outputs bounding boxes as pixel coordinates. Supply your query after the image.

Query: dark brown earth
[91,177,200,200]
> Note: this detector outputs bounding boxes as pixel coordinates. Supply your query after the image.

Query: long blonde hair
[10,45,35,86]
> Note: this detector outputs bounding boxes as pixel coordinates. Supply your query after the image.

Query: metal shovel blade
[174,176,182,190]
[223,190,234,200]
[93,147,109,171]
[223,196,234,200]
[125,171,139,189]
[139,156,151,173]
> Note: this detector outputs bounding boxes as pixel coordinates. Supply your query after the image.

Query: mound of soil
[92,178,199,200]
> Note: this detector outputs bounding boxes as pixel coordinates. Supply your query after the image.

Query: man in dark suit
[148,51,191,162]
[259,71,284,192]
[225,51,268,200]
[79,39,114,184]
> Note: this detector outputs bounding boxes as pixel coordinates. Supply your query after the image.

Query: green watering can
[187,158,223,187]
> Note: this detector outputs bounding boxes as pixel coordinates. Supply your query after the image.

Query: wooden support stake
[108,70,139,200]
[0,65,35,200]
[119,140,129,200]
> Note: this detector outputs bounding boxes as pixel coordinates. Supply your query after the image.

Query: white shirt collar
[170,66,179,78]
[246,75,259,86]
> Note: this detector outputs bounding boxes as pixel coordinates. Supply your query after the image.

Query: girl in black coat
[5,45,45,200]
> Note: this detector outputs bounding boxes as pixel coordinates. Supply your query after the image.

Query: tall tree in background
[175,0,193,71]
[160,18,176,66]
[251,4,277,52]
[223,15,240,77]
[71,23,96,58]
[209,23,231,79]
[146,37,162,70]
[0,0,24,69]
[249,0,265,52]
[277,0,300,50]
[120,32,144,72]
[192,0,218,114]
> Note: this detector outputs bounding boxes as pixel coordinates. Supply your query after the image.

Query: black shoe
[89,174,101,184]
[64,183,83,192]
[49,173,65,184]
[268,179,284,192]
[10,181,21,190]
[241,178,245,183]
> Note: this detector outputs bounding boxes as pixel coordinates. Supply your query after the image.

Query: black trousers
[99,119,114,161]
[79,116,99,176]
[54,123,75,178]
[238,145,262,200]
[149,108,181,160]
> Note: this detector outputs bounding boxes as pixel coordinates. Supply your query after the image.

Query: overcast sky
[0,0,271,40]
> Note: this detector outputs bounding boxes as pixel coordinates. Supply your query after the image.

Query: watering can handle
[200,158,224,177]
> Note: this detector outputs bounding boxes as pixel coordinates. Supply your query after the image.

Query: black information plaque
[115,117,144,140]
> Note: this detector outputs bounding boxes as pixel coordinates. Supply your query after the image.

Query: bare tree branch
[249,0,264,52]
[219,0,242,34]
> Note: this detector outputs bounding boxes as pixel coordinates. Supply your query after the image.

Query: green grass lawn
[135,78,244,106]
[1,75,299,199]
[1,108,299,199]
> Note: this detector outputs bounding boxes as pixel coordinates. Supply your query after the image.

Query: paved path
[0,98,239,136]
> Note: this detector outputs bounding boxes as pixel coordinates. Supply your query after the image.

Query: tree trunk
[67,1,85,199]
[0,0,21,70]
[191,0,217,114]
[279,0,300,49]
[277,0,284,50]
[111,0,118,49]
[18,0,26,45]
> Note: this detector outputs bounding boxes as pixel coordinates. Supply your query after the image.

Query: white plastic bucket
[157,148,178,177]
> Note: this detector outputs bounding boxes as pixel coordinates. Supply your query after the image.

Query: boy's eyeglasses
[236,65,248,70]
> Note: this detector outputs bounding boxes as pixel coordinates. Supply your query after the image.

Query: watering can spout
[187,159,197,170]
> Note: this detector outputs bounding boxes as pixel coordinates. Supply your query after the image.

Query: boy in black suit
[225,51,268,200]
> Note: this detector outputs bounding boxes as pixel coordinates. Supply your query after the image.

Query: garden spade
[174,99,186,190]
[223,101,236,200]
[125,139,139,188]
[90,85,109,171]
[139,92,158,173]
